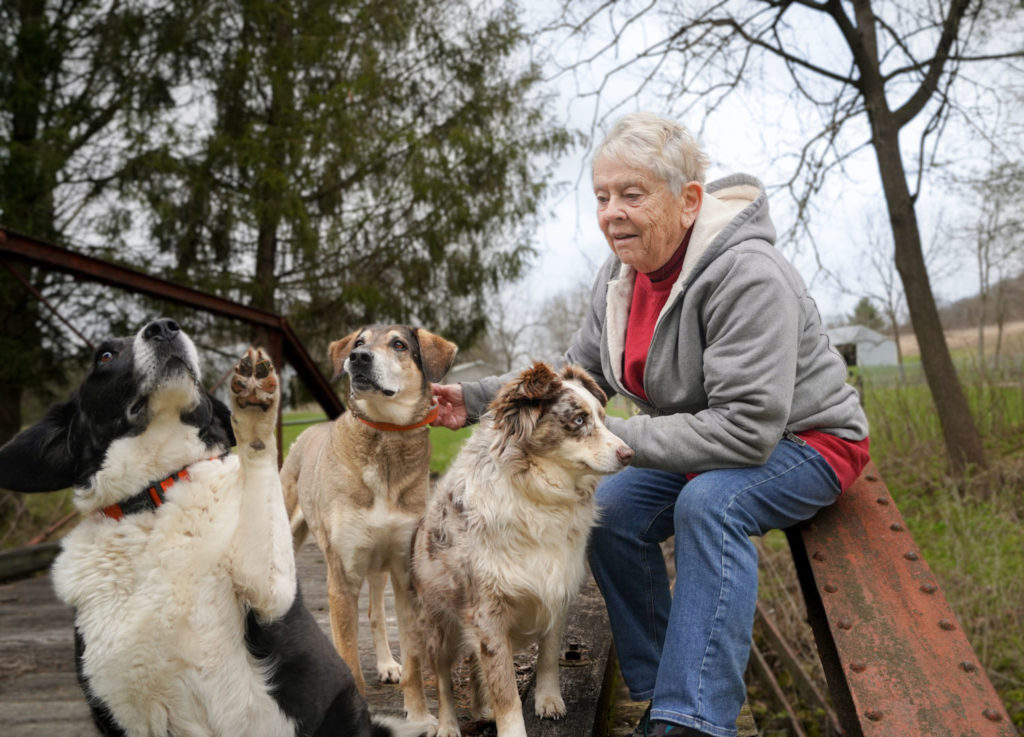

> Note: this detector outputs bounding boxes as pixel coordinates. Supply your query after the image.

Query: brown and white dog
[410,362,634,737]
[281,324,457,724]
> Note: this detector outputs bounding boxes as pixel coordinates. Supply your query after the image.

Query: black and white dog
[0,319,427,737]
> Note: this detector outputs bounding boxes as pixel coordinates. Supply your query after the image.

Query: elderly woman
[432,112,869,737]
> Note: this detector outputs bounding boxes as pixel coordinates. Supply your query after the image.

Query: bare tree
[965,161,1024,374]
[528,280,594,360]
[836,212,955,382]
[549,0,1024,473]
[460,291,541,373]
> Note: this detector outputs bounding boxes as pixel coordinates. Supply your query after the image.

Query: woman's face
[593,156,702,273]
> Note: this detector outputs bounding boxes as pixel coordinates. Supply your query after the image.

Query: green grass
[427,426,472,475]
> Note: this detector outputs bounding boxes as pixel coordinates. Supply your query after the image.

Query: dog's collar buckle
[355,401,439,432]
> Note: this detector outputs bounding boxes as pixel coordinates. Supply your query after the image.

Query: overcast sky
[514,1,1018,326]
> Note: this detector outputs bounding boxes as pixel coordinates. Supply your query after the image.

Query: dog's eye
[353,338,365,348]
[98,351,116,364]
[573,414,586,427]
[391,339,407,351]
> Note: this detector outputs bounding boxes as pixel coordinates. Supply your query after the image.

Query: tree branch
[891,0,971,128]
[694,14,857,86]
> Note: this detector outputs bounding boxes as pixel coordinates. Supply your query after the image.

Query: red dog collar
[355,402,439,432]
[101,467,190,521]
[100,454,225,521]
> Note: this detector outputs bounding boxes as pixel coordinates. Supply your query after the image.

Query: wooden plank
[0,538,617,736]
[791,462,1015,736]
[298,540,615,735]
[520,572,613,737]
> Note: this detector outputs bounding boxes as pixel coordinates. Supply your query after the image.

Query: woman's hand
[431,383,468,429]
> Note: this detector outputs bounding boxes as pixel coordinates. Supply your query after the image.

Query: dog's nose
[349,348,372,366]
[143,319,181,343]
[616,446,635,466]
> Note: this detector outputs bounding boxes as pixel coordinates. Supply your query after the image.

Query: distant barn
[827,325,898,368]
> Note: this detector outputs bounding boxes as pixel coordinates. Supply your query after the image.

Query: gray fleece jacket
[462,174,869,474]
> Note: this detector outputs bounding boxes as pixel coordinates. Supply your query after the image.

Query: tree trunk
[870,118,986,472]
[249,0,294,347]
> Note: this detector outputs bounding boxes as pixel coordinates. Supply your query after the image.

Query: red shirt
[622,234,690,401]
[621,236,870,492]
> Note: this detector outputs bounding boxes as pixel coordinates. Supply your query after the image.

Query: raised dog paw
[231,348,279,411]
[230,347,279,449]
[534,692,566,720]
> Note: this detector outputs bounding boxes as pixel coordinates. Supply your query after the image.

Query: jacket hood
[612,173,774,288]
[604,174,775,379]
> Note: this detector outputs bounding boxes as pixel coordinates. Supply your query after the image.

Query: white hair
[593,112,710,194]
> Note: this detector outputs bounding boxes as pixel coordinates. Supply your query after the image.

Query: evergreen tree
[0,0,202,445]
[848,297,886,333]
[107,0,569,351]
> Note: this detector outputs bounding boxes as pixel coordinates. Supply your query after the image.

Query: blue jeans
[588,437,840,737]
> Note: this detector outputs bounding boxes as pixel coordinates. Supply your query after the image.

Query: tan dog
[411,362,634,737]
[281,324,457,725]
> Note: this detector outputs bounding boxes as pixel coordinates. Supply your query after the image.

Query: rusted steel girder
[0,227,344,438]
[789,461,1014,737]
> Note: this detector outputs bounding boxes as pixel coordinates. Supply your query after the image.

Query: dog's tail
[370,714,433,737]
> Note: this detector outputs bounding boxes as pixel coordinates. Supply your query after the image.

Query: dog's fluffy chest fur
[332,415,431,513]
[53,457,295,737]
[55,459,239,612]
[421,429,599,639]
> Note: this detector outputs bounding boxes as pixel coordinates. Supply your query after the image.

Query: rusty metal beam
[278,316,343,419]
[790,462,1015,736]
[0,227,343,422]
[0,228,282,327]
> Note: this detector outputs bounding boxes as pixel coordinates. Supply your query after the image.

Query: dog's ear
[328,330,361,381]
[490,362,562,443]
[560,365,607,406]
[416,329,458,384]
[0,399,79,493]
[181,392,236,452]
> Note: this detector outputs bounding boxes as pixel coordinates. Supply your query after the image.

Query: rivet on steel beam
[865,710,883,721]
[823,583,838,593]
[920,583,938,594]
[961,661,978,673]
[838,618,853,630]
[850,662,866,673]
[903,551,919,561]
[813,551,827,562]
[865,474,879,482]
[889,522,903,531]
[876,496,889,505]
[982,708,1004,722]
[939,619,956,631]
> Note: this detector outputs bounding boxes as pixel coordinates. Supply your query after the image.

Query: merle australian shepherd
[0,319,427,737]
